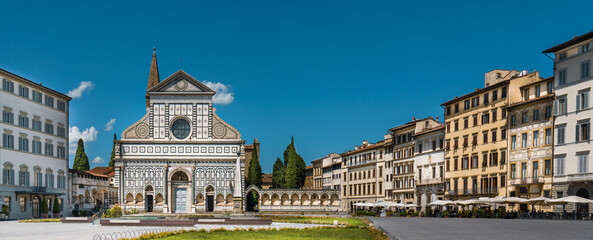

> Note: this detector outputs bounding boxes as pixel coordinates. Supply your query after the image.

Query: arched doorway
[206,186,215,212]
[576,188,590,214]
[32,196,40,218]
[145,185,154,212]
[246,189,259,212]
[171,171,189,213]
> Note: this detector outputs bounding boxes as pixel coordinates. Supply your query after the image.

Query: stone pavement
[370,217,593,240]
[0,220,326,240]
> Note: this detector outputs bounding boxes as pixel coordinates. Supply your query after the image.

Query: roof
[414,125,445,137]
[0,68,72,101]
[504,94,555,110]
[440,79,510,106]
[70,167,115,178]
[388,117,434,132]
[543,30,593,53]
[147,70,215,94]
[340,140,385,156]
[147,48,160,90]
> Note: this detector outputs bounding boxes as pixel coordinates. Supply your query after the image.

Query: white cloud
[92,156,105,164]
[67,81,94,99]
[69,126,98,154]
[203,80,234,105]
[104,118,116,132]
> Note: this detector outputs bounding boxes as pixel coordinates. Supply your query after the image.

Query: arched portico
[168,169,191,213]
[245,185,341,212]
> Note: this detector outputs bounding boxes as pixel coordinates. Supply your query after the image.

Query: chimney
[355,145,359,150]
[436,116,439,121]
[363,140,368,147]
[412,116,416,121]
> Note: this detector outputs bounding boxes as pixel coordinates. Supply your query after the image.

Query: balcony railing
[509,177,545,185]
[33,187,47,192]
[567,173,593,182]
[448,188,498,196]
[416,177,444,185]
[347,159,376,167]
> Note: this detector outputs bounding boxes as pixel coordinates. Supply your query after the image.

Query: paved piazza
[0,221,325,240]
[370,217,593,240]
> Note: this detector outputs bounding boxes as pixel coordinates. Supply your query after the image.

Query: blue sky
[1,0,592,172]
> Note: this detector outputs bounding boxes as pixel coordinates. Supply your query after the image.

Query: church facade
[113,50,245,213]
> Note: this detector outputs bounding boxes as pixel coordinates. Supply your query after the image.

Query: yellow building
[505,77,555,211]
[341,140,386,212]
[441,70,540,200]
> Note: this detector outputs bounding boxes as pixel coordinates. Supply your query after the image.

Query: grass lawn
[162,228,372,240]
[258,216,366,227]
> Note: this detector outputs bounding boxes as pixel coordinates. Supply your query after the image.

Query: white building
[114,50,245,214]
[1,68,71,219]
[543,31,593,211]
[320,153,341,190]
[70,167,118,213]
[413,124,445,211]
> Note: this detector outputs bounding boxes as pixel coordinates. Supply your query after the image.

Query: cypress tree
[247,144,262,188]
[109,134,116,167]
[40,197,48,214]
[73,139,90,171]
[282,137,306,188]
[272,158,285,188]
[52,198,60,214]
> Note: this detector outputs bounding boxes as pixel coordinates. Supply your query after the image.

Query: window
[57,126,66,138]
[463,157,469,170]
[57,146,66,159]
[578,155,589,174]
[492,109,497,122]
[533,109,540,121]
[511,115,517,126]
[472,155,478,168]
[482,113,490,124]
[32,90,42,103]
[524,88,530,101]
[454,121,458,131]
[464,118,468,129]
[576,90,590,111]
[545,128,552,145]
[576,122,590,142]
[18,137,29,151]
[32,140,41,154]
[491,130,497,142]
[557,52,567,61]
[501,128,507,140]
[464,100,470,110]
[57,100,66,111]
[18,115,29,128]
[3,197,10,212]
[32,119,42,131]
[511,135,517,150]
[522,133,528,148]
[3,110,14,124]
[20,197,26,212]
[483,131,488,144]
[521,162,528,180]
[484,93,489,104]
[454,103,459,113]
[556,158,565,175]
[2,78,14,92]
[545,159,552,176]
[581,61,591,79]
[522,112,528,123]
[473,115,478,126]
[533,130,540,147]
[492,90,498,101]
[19,85,29,98]
[557,69,567,86]
[19,169,29,186]
[545,106,553,118]
[45,123,54,134]
[44,143,54,156]
[45,95,55,107]
[446,106,451,115]
[502,108,507,119]
[580,44,591,53]
[2,133,14,149]
[500,150,506,164]
[501,87,508,98]
[535,85,541,98]
[555,98,567,115]
[533,161,539,178]
[510,164,516,179]
[557,127,565,144]
[490,152,498,166]
[2,166,15,185]
[547,81,553,94]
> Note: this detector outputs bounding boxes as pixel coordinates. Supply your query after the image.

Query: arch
[84,190,91,203]
[301,194,310,205]
[135,193,144,204]
[291,193,300,205]
[206,185,215,195]
[321,193,329,206]
[77,194,84,204]
[19,164,28,171]
[145,185,154,192]
[155,193,164,205]
[246,189,259,212]
[311,193,320,206]
[226,194,233,206]
[281,193,290,206]
[261,194,271,206]
[577,188,590,199]
[171,170,189,182]
[126,193,134,204]
[216,194,224,205]
[330,194,340,206]
[3,162,13,169]
[196,193,204,205]
[271,193,280,206]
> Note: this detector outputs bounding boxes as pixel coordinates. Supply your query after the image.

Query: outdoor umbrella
[525,197,552,212]
[427,200,455,206]
[546,196,593,220]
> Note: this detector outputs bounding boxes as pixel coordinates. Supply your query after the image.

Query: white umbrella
[546,196,593,204]
[427,200,455,206]
[354,202,375,207]
[404,203,418,208]
[491,197,529,204]
[384,202,402,207]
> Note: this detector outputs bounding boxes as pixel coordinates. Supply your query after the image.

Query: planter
[41,213,48,218]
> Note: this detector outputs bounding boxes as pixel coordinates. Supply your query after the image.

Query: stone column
[233,155,243,213]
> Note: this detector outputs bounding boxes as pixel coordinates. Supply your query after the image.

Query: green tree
[52,198,60,215]
[40,197,48,214]
[282,137,306,188]
[272,158,285,188]
[109,134,116,167]
[247,144,262,188]
[72,139,90,171]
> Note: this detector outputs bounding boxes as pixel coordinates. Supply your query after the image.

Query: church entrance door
[207,195,214,212]
[146,195,154,212]
[174,188,187,213]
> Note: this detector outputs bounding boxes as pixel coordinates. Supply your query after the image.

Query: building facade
[1,68,71,219]
[442,70,539,201]
[543,31,593,212]
[414,124,445,211]
[114,50,245,214]
[313,153,341,190]
[342,140,386,211]
[505,78,555,211]
[303,165,314,189]
[70,167,118,212]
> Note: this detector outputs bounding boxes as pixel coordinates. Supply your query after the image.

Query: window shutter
[26,172,30,186]
[10,169,15,185]
[577,94,581,111]
[576,125,580,142]
[585,92,590,109]
[19,171,23,185]
[553,100,558,115]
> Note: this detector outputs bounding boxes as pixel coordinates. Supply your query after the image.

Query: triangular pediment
[148,70,215,94]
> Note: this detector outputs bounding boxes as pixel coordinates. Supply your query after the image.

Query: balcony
[509,177,545,186]
[33,186,47,192]
[416,177,443,185]
[567,173,593,182]
[347,159,376,167]
[448,188,498,196]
